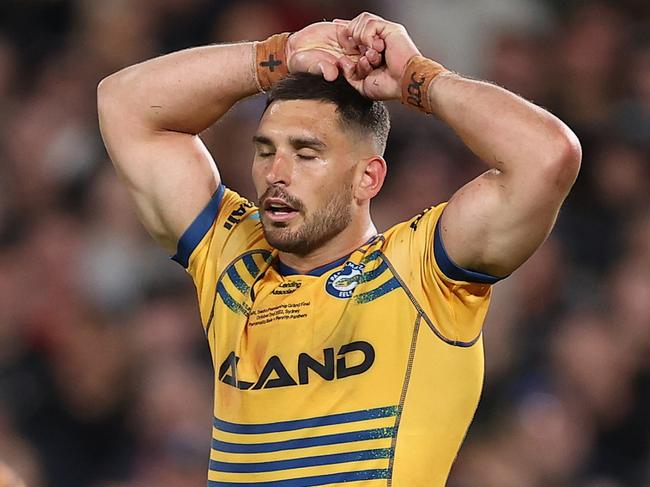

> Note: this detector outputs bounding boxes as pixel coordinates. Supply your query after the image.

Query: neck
[278,215,377,274]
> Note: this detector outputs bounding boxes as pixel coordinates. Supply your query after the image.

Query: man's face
[252,100,359,256]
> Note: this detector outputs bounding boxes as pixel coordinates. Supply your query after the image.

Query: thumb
[318,61,339,81]
[337,56,356,79]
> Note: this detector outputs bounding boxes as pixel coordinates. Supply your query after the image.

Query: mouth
[263,198,300,224]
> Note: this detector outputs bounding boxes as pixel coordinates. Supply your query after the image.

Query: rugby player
[98,12,581,486]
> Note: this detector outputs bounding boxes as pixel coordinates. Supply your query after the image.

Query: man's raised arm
[425,71,581,278]
[98,43,256,253]
[337,12,581,278]
[98,23,346,253]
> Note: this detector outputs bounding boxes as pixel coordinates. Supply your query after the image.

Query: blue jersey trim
[172,184,225,268]
[433,215,504,284]
[226,265,250,294]
[209,448,392,473]
[207,468,390,487]
[206,250,273,335]
[276,235,380,277]
[277,254,350,277]
[355,277,401,304]
[242,253,261,278]
[212,427,395,454]
[213,406,398,434]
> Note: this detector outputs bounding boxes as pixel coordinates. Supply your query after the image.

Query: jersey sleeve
[171,185,264,325]
[382,203,505,345]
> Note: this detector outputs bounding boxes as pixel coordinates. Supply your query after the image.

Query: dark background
[0,1,648,486]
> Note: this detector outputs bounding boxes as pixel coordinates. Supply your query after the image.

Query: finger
[332,19,350,25]
[319,61,339,81]
[345,12,368,43]
[349,13,383,50]
[337,56,357,78]
[351,16,368,47]
[344,12,364,34]
[356,56,373,79]
[337,57,365,94]
[313,50,341,80]
[304,60,337,80]
[359,18,387,53]
[338,56,362,82]
[291,49,340,80]
[364,67,391,100]
[365,48,382,67]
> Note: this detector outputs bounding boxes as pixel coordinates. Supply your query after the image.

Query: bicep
[100,117,220,254]
[441,167,566,277]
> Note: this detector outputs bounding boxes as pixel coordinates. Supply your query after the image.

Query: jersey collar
[275,236,379,277]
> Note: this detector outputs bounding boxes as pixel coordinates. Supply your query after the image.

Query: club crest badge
[326,262,365,299]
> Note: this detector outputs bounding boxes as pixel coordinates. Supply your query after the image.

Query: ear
[355,156,387,202]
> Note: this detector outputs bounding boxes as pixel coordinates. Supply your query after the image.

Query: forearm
[336,11,582,275]
[427,73,581,192]
[98,42,258,135]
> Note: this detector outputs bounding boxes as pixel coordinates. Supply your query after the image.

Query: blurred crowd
[0,0,648,486]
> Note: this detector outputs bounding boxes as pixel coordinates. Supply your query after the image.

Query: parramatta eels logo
[326,262,365,299]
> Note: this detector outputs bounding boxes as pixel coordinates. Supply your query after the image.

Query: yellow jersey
[172,185,501,487]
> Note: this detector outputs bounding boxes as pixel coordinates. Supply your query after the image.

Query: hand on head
[286,22,350,82]
[287,13,421,100]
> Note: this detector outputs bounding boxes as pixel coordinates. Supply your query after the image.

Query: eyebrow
[252,135,273,146]
[252,135,327,151]
[289,136,326,151]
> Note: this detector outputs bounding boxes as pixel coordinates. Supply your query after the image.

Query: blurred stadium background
[0,0,649,486]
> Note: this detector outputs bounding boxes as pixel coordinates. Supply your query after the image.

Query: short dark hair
[266,73,390,155]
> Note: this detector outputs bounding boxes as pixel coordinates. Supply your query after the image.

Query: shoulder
[382,202,447,244]
[172,185,267,270]
[381,202,503,286]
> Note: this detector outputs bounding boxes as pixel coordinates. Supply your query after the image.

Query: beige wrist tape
[401,55,448,114]
[255,32,291,92]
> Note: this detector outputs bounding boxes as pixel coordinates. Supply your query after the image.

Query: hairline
[262,98,383,155]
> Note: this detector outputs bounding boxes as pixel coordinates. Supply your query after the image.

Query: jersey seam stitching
[378,249,482,348]
[387,314,421,485]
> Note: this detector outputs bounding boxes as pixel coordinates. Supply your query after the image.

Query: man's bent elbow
[543,126,582,195]
[97,73,122,120]
[97,65,137,118]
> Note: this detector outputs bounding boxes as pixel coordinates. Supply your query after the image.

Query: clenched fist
[335,13,421,100]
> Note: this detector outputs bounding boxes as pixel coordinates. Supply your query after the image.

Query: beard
[259,183,354,256]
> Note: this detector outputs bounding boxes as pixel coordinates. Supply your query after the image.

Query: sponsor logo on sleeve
[224,200,255,230]
[410,206,434,231]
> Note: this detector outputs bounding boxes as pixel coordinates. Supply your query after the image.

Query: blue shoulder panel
[433,215,505,285]
[172,184,226,268]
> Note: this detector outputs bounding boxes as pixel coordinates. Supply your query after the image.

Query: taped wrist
[254,32,291,92]
[401,55,449,114]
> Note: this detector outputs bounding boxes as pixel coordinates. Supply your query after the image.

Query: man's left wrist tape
[401,55,449,114]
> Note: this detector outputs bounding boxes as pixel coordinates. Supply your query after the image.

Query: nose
[265,152,294,186]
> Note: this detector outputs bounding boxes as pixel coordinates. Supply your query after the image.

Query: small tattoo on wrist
[407,72,425,108]
[260,54,282,72]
